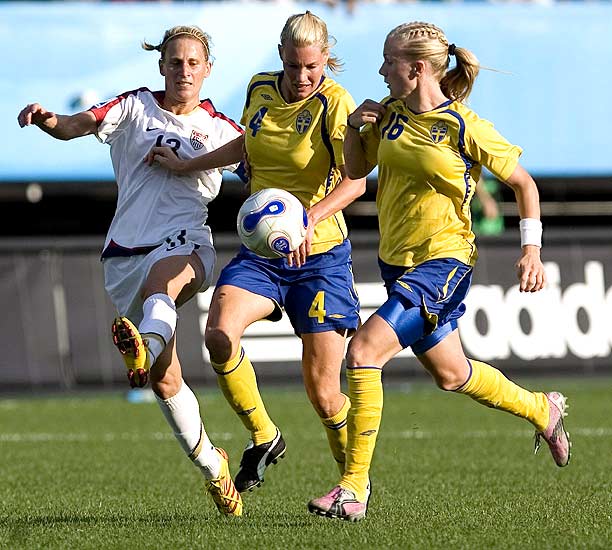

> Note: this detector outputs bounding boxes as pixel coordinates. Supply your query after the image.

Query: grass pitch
[1,377,611,549]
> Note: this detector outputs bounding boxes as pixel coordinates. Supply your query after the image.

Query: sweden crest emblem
[430,121,448,144]
[295,110,312,134]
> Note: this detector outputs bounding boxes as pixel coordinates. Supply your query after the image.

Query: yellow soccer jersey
[241,72,356,255]
[361,98,522,268]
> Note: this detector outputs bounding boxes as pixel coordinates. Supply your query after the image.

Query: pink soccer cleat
[534,391,571,467]
[308,484,369,522]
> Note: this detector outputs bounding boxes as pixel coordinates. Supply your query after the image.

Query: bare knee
[204,327,235,364]
[346,335,371,368]
[427,368,469,392]
[305,384,342,418]
[140,285,155,301]
[140,279,170,301]
[151,363,182,400]
[302,364,343,418]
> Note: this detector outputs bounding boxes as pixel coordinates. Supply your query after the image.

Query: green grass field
[1,377,611,549]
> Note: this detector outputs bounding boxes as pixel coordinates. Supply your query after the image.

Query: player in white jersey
[96,88,242,257]
[17,25,243,517]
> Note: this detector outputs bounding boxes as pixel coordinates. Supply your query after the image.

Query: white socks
[156,381,221,479]
[139,293,177,366]
[145,296,221,479]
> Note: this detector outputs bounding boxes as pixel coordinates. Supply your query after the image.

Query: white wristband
[519,218,542,248]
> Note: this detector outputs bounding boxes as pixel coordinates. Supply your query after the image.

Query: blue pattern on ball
[241,200,287,233]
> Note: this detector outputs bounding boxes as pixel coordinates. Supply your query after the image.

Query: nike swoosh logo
[146,126,160,132]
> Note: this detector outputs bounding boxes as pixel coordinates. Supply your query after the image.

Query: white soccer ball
[237,188,308,258]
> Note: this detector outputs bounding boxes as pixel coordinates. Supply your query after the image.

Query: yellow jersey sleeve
[328,91,355,166]
[462,110,523,182]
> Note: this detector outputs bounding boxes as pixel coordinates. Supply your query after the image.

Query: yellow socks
[341,366,383,502]
[212,347,277,445]
[320,394,351,475]
[456,360,549,431]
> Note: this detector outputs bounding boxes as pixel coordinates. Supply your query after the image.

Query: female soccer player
[17,25,243,516]
[148,11,367,493]
[308,21,571,522]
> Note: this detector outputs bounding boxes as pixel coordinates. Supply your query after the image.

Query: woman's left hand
[515,245,546,292]
[144,146,187,173]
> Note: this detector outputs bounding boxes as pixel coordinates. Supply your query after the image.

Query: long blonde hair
[280,11,343,74]
[142,25,212,62]
[387,22,479,103]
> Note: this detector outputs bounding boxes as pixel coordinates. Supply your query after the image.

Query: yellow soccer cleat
[205,448,243,517]
[111,317,151,388]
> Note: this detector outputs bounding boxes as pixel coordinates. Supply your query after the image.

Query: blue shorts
[217,240,360,335]
[377,258,472,354]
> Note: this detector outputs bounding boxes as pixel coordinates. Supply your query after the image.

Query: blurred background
[1,0,611,392]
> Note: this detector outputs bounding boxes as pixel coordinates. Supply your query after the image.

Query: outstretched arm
[502,164,546,293]
[17,103,97,140]
[145,135,245,173]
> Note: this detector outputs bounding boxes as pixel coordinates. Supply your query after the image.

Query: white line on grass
[400,427,612,438]
[1,427,610,443]
[0,432,233,443]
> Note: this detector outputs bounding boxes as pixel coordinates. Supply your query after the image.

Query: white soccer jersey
[90,87,243,253]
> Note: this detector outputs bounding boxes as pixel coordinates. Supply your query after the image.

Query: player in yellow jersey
[309,21,571,522]
[147,12,366,493]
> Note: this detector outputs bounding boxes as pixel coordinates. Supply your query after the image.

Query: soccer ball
[237,188,308,258]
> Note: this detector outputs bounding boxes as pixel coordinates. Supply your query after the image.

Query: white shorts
[102,228,216,324]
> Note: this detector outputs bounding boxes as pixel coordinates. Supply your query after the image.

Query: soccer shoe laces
[206,477,243,511]
[205,448,243,516]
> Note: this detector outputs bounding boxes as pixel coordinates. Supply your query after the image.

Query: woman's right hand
[347,99,386,130]
[17,103,56,128]
[144,146,188,173]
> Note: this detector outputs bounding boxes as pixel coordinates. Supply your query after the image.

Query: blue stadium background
[1,1,611,390]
